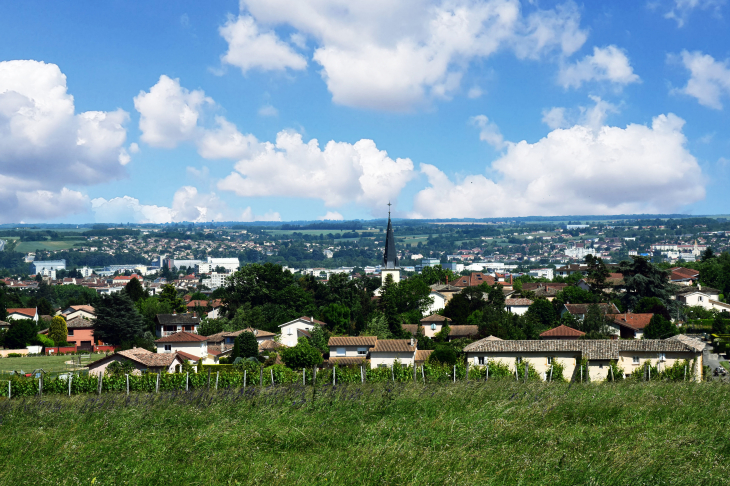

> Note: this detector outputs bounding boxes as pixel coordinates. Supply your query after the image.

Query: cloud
[218,130,415,212]
[673,50,730,109]
[241,207,282,222]
[0,60,129,222]
[219,14,307,73]
[657,0,726,27]
[229,0,587,110]
[91,187,232,224]
[467,86,483,99]
[412,113,704,218]
[258,104,278,117]
[542,96,619,131]
[470,115,506,149]
[541,107,569,129]
[318,211,344,221]
[559,45,640,89]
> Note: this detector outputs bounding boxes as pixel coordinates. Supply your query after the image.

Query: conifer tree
[48,315,68,345]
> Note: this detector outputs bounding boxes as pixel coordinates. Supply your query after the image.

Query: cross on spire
[387,201,392,217]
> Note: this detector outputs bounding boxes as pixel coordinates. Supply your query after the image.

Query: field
[0,354,105,375]
[1,380,728,485]
[13,238,84,253]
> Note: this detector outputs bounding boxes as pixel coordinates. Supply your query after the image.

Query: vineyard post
[525,362,528,383]
[68,375,72,397]
[549,365,553,383]
[610,364,614,382]
[125,374,129,396]
[156,372,159,393]
[207,369,211,390]
[270,368,274,387]
[421,365,425,384]
[303,368,306,386]
[466,361,469,382]
[8,380,11,399]
[98,374,103,395]
[453,365,456,384]
[684,365,687,381]
[259,367,263,388]
[391,364,394,383]
[333,366,336,386]
[186,372,189,392]
[486,364,489,382]
[361,366,364,384]
[216,371,220,391]
[243,370,246,392]
[39,374,42,397]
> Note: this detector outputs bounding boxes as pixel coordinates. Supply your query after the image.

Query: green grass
[14,239,84,253]
[0,354,106,374]
[721,361,730,372]
[1,380,728,485]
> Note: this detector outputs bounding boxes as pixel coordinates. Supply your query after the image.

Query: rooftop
[371,339,416,353]
[155,331,208,343]
[539,325,586,338]
[328,336,378,347]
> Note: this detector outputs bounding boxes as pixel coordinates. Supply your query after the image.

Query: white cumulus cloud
[226,0,587,110]
[241,207,282,222]
[412,113,705,218]
[318,211,344,221]
[0,60,130,222]
[673,50,730,109]
[470,115,506,149]
[218,130,415,212]
[219,14,307,73]
[559,45,640,89]
[658,0,726,27]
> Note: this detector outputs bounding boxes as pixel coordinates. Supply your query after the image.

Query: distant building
[196,257,240,274]
[32,260,66,274]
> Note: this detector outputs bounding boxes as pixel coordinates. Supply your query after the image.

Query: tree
[712,313,728,335]
[320,302,351,334]
[5,319,37,349]
[701,247,715,262]
[309,325,330,354]
[279,336,323,368]
[434,321,451,343]
[36,297,53,317]
[124,277,147,302]
[94,292,147,346]
[379,274,404,337]
[619,256,673,311]
[443,286,487,325]
[644,314,677,339]
[428,345,457,366]
[585,254,611,299]
[48,315,68,345]
[158,284,186,313]
[633,297,671,321]
[362,312,392,339]
[420,265,458,286]
[525,299,557,328]
[580,303,613,339]
[233,331,259,359]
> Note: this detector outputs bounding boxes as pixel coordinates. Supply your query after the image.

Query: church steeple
[382,202,398,269]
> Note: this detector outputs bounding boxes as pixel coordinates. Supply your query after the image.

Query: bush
[429,345,457,366]
[280,337,323,369]
[6,353,22,358]
[35,334,55,348]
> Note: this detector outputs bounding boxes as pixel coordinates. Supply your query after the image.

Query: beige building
[369,339,417,369]
[463,335,704,382]
[88,348,185,376]
[279,316,325,347]
[155,331,208,358]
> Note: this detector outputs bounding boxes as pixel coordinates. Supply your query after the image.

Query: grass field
[0,354,105,374]
[1,380,728,485]
[14,239,84,253]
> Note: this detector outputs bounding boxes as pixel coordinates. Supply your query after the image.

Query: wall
[0,349,31,357]
[369,352,415,369]
[421,323,442,338]
[426,292,446,315]
[328,345,372,358]
[506,305,529,316]
[157,341,207,358]
[279,321,315,347]
[88,355,182,376]
[617,351,702,381]
[468,352,580,381]
[67,328,96,347]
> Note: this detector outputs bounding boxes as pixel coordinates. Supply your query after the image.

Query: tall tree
[124,277,147,302]
[585,254,610,299]
[233,331,259,359]
[5,319,37,349]
[443,286,487,325]
[94,293,147,346]
[320,302,351,334]
[279,336,323,369]
[580,303,613,339]
[644,315,677,339]
[379,274,404,337]
[158,284,186,313]
[619,256,673,311]
[48,315,68,345]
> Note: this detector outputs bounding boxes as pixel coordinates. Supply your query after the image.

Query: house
[577,273,624,292]
[606,313,654,339]
[463,335,704,381]
[216,328,276,348]
[154,314,200,337]
[555,264,588,277]
[87,347,185,376]
[429,283,463,304]
[206,299,224,319]
[61,305,96,320]
[402,322,479,341]
[415,349,433,365]
[710,300,730,313]
[674,285,721,310]
[369,339,417,369]
[112,274,141,286]
[426,291,447,315]
[452,272,495,288]
[418,314,453,337]
[669,267,700,286]
[561,303,620,321]
[155,331,208,358]
[505,298,533,315]
[540,325,586,340]
[327,336,377,365]
[279,316,325,347]
[5,308,38,322]
[65,317,100,349]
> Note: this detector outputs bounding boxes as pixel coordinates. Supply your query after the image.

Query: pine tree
[94,292,147,345]
[233,331,259,359]
[124,277,147,302]
[48,315,68,345]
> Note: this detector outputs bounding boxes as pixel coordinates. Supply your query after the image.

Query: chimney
[446,276,449,285]
[698,284,702,291]
[410,337,414,346]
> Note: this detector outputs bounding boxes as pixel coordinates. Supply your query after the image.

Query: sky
[0,0,729,224]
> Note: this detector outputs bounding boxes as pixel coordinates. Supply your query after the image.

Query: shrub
[429,345,457,366]
[6,353,22,358]
[35,334,55,348]
[280,337,323,369]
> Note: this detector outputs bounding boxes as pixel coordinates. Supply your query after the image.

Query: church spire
[382,202,398,269]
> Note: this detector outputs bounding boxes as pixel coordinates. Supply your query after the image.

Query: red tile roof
[420,314,452,323]
[505,298,534,306]
[176,350,201,361]
[452,272,495,288]
[6,308,36,318]
[540,325,586,338]
[154,331,207,343]
[607,313,654,330]
[328,336,378,347]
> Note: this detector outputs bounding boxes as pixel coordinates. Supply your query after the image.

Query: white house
[505,298,533,316]
[197,257,240,274]
[279,316,325,347]
[328,336,377,365]
[5,308,38,322]
[154,331,208,359]
[528,268,554,280]
[61,305,96,320]
[425,291,447,315]
[369,339,417,369]
[674,286,721,310]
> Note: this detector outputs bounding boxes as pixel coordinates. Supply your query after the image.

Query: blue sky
[0,0,728,223]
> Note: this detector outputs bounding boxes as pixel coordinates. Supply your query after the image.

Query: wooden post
[421,365,425,384]
[186,372,189,391]
[391,364,395,383]
[610,364,614,382]
[156,372,160,393]
[216,371,219,391]
[260,367,263,388]
[486,364,489,382]
[270,368,274,387]
[303,368,306,386]
[333,366,336,386]
[126,374,129,396]
[648,365,651,381]
[466,362,470,382]
[243,370,247,391]
[524,362,528,383]
[39,374,42,397]
[684,365,687,381]
[313,366,317,385]
[549,365,553,383]
[361,366,364,384]
[98,374,103,395]
[7,380,10,400]
[207,369,211,390]
[515,367,518,382]
[453,365,456,383]
[580,365,583,383]
[68,375,72,397]
[413,363,416,382]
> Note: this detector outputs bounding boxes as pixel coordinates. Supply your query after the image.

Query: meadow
[1,380,728,485]
[13,238,84,253]
[0,354,105,375]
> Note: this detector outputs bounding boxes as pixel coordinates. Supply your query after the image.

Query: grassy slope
[0,354,105,374]
[1,381,728,485]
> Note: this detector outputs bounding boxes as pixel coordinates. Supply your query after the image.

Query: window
[516,357,522,363]
[659,353,666,361]
[633,356,640,364]
[68,329,74,336]
[337,347,346,356]
[377,364,387,368]
[164,345,172,352]
[699,296,703,302]
[431,323,437,330]
[547,357,553,365]
[357,348,367,355]
[478,357,485,365]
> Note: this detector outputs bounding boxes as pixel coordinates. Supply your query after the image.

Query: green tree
[712,313,728,335]
[428,345,457,365]
[580,303,613,339]
[420,265,458,285]
[434,321,451,343]
[309,325,331,354]
[5,319,37,349]
[644,314,677,339]
[379,274,404,337]
[443,286,487,325]
[124,277,147,302]
[585,254,611,299]
[158,284,186,313]
[94,292,147,346]
[320,302,351,334]
[233,331,259,359]
[36,297,53,317]
[619,256,673,311]
[633,297,672,321]
[48,315,68,345]
[362,312,392,339]
[279,336,323,368]
[525,299,557,328]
